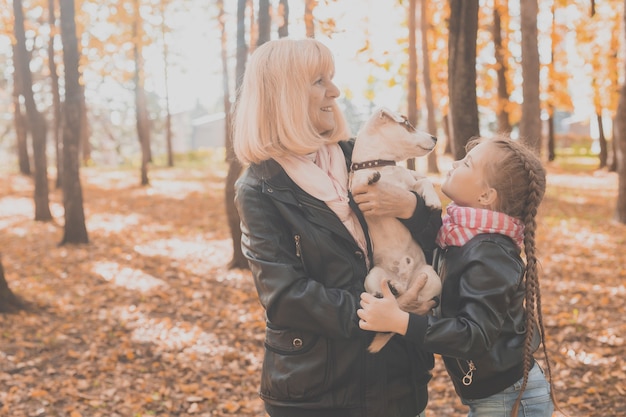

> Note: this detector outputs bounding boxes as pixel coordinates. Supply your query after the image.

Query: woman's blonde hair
[232,38,351,164]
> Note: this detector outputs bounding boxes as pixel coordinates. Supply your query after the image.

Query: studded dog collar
[350,159,396,172]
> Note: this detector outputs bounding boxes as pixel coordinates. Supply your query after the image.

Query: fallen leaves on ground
[0,159,624,417]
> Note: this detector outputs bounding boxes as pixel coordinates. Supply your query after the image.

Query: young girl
[358,135,556,416]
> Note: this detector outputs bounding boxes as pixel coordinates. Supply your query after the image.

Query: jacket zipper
[294,234,302,258]
[457,359,476,386]
[293,234,313,277]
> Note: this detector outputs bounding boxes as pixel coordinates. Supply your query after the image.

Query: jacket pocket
[260,325,330,401]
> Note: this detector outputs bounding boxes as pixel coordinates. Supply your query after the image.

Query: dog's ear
[379,107,405,124]
[378,107,404,123]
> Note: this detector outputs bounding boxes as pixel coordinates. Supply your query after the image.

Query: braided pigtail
[511,156,545,417]
[518,157,562,417]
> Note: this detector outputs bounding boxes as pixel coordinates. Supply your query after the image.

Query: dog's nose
[431,135,438,143]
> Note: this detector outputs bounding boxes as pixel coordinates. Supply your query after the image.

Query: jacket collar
[248,140,372,263]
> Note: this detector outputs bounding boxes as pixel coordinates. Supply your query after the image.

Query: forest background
[1,0,626,416]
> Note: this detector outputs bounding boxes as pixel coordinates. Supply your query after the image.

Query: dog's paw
[423,192,441,209]
[414,178,441,209]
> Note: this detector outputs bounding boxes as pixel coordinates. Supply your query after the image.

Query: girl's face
[441,141,497,209]
[308,73,340,136]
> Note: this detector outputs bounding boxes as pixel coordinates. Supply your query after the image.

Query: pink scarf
[275,144,369,263]
[436,203,524,248]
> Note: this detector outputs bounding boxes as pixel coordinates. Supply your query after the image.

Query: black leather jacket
[234,140,442,417]
[405,233,541,400]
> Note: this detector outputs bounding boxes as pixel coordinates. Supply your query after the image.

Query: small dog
[350,107,442,353]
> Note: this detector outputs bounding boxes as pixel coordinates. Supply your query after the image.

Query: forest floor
[0,153,624,417]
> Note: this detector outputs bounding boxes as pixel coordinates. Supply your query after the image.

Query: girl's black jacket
[234,140,442,417]
[404,234,541,400]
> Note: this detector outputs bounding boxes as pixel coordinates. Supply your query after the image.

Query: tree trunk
[235,0,248,88]
[421,0,439,174]
[48,0,63,189]
[278,0,289,38]
[609,119,618,172]
[219,0,231,150]
[160,1,174,167]
[59,0,89,245]
[0,256,27,314]
[608,17,620,173]
[616,101,626,223]
[406,0,418,171]
[546,3,556,162]
[15,104,30,176]
[519,0,542,153]
[447,0,480,160]
[225,160,245,270]
[305,0,315,38]
[597,113,608,169]
[133,0,150,186]
[164,107,173,167]
[31,115,52,221]
[80,86,91,165]
[13,0,53,222]
[615,0,626,224]
[224,0,249,269]
[12,46,30,176]
[442,113,452,155]
[493,0,512,134]
[547,108,556,161]
[257,0,270,46]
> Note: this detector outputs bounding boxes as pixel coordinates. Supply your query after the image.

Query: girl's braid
[525,158,558,415]
[504,141,557,417]
[511,149,541,416]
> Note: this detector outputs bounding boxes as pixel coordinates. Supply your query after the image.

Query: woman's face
[308,73,340,136]
[441,141,496,209]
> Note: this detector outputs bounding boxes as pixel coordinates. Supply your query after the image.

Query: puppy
[350,107,442,353]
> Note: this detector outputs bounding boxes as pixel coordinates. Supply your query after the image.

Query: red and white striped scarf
[436,203,525,248]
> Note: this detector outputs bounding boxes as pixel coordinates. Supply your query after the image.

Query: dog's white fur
[350,107,442,353]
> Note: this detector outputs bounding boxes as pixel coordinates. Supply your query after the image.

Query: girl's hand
[357,280,410,335]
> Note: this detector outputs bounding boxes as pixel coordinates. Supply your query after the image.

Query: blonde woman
[233,38,442,417]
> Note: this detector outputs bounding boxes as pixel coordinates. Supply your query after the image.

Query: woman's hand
[357,280,410,335]
[352,182,417,219]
